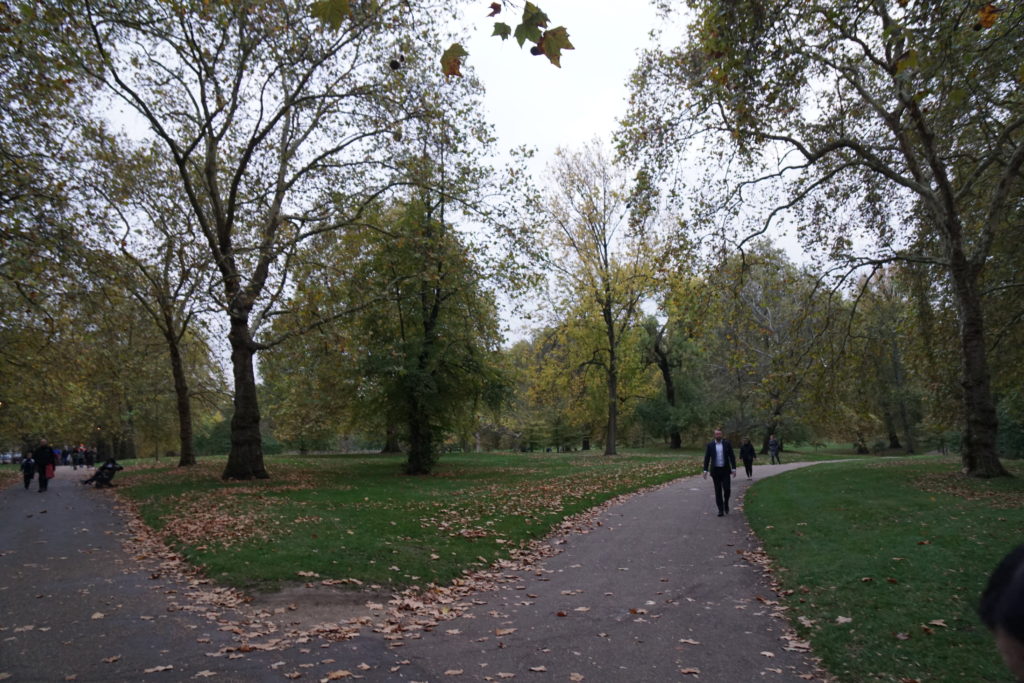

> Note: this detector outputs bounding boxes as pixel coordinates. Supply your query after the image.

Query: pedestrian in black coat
[32,439,55,492]
[739,437,756,479]
[21,455,35,489]
[702,429,737,516]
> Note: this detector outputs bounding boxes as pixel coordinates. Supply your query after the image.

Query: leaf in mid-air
[977,3,999,28]
[487,2,501,17]
[492,22,512,40]
[441,43,469,76]
[514,1,549,47]
[539,26,573,67]
[310,0,350,30]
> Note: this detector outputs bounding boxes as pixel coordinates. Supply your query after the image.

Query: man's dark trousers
[710,466,731,513]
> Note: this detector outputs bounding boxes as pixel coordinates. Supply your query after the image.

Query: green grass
[745,456,1024,683]
[116,451,703,592]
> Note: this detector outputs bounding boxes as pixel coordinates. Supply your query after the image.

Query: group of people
[20,438,122,491]
[702,429,780,516]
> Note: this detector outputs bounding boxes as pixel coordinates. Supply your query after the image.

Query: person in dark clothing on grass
[703,429,736,516]
[32,438,55,492]
[739,436,756,479]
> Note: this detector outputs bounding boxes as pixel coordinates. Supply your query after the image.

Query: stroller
[82,457,124,488]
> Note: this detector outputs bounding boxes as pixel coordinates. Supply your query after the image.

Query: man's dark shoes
[717,510,724,517]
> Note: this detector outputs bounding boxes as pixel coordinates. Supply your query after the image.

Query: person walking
[980,544,1024,681]
[21,453,36,490]
[739,436,756,479]
[32,438,56,492]
[768,434,781,464]
[703,429,737,516]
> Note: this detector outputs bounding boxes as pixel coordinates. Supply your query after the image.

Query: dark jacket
[32,445,55,471]
[703,439,737,471]
[740,442,756,462]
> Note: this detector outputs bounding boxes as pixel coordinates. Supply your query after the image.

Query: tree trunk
[652,329,682,449]
[405,396,434,474]
[382,422,401,454]
[948,242,1008,478]
[166,335,196,467]
[221,315,269,480]
[604,343,618,456]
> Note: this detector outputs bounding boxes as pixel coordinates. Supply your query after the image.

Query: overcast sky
[458,2,664,170]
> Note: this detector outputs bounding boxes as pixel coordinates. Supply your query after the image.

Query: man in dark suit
[703,429,737,516]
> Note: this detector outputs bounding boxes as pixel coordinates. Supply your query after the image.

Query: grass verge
[115,451,703,592]
[745,455,1024,683]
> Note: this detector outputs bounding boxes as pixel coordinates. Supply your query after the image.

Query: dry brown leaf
[91,612,105,620]
[569,674,584,682]
[496,674,515,679]
[194,672,216,679]
[528,666,547,672]
[444,670,464,676]
[760,651,775,658]
[321,671,353,680]
[679,638,700,645]
[927,619,948,628]
[680,668,700,676]
[835,616,853,624]
[101,655,121,664]
[143,665,174,673]
[495,628,517,636]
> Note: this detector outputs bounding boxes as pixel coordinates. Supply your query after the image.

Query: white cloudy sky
[458,1,665,169]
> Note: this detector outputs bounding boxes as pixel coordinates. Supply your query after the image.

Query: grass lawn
[745,455,1024,683]
[116,451,703,592]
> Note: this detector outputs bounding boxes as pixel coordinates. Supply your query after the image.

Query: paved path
[0,462,834,682]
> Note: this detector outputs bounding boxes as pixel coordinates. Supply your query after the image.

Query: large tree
[60,0,452,478]
[539,141,663,455]
[622,0,1023,476]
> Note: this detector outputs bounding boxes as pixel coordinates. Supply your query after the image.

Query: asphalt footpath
[0,462,834,682]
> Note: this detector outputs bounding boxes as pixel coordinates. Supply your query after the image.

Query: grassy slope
[745,456,1024,683]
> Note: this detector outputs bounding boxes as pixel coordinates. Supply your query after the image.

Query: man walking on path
[769,434,781,464]
[32,438,55,492]
[703,428,737,516]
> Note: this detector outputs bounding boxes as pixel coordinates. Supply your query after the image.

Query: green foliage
[747,458,1024,682]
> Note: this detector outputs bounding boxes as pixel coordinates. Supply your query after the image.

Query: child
[21,455,35,490]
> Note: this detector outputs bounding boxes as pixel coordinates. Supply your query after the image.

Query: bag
[45,463,55,479]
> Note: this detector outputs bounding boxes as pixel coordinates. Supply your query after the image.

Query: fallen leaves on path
[143,665,174,673]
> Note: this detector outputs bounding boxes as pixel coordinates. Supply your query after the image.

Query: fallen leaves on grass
[835,616,853,624]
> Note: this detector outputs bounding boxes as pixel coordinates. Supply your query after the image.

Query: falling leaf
[487,2,501,17]
[835,616,853,624]
[539,26,574,67]
[441,43,469,77]
[978,3,1000,28]
[309,0,350,30]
